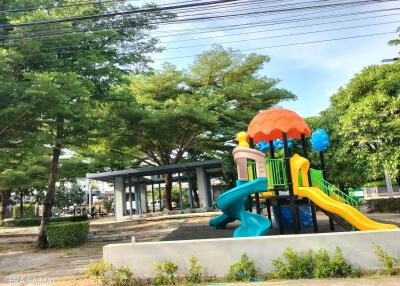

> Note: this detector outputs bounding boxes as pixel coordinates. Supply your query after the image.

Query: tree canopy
[308,63,400,188]
[98,46,295,209]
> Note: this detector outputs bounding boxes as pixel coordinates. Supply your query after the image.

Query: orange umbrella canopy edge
[247,108,311,143]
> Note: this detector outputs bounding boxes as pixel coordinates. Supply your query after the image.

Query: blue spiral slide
[209,178,271,237]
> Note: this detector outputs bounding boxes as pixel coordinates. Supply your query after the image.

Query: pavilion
[86,160,223,221]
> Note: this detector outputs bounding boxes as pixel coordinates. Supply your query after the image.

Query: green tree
[0,0,171,247]
[54,181,85,213]
[23,72,94,248]
[103,46,295,210]
[309,63,400,188]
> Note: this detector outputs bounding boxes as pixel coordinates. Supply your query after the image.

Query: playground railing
[247,160,257,181]
[312,177,359,210]
[265,158,287,189]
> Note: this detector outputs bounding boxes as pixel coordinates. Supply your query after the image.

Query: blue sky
[141,1,400,117]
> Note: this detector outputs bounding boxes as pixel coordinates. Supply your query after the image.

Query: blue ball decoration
[273,139,284,151]
[311,129,330,152]
[257,140,270,152]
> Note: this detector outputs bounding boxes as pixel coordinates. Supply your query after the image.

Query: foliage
[186,256,204,284]
[0,0,172,248]
[54,182,86,211]
[308,63,400,189]
[101,46,295,209]
[45,221,89,248]
[225,253,257,282]
[12,204,37,219]
[153,260,179,285]
[367,198,400,213]
[85,260,148,286]
[104,199,113,214]
[270,247,358,279]
[373,244,399,275]
[1,215,87,227]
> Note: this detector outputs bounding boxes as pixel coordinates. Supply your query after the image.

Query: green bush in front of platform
[0,215,87,227]
[374,244,399,275]
[153,260,179,285]
[45,221,89,248]
[270,247,358,279]
[367,198,400,213]
[85,260,149,286]
[225,253,258,282]
[12,204,37,219]
[186,256,204,284]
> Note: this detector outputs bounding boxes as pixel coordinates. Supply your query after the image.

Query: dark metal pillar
[269,140,275,158]
[158,183,162,211]
[276,199,284,234]
[135,180,140,215]
[266,199,272,223]
[178,172,183,213]
[248,196,253,212]
[187,173,193,209]
[151,183,155,213]
[268,140,275,229]
[248,138,255,211]
[255,193,261,214]
[283,132,299,234]
[301,134,319,233]
[128,176,133,218]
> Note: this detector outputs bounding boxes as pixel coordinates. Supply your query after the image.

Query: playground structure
[209,108,398,237]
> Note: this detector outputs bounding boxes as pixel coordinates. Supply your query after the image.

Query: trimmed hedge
[13,204,37,219]
[0,215,88,227]
[367,198,400,213]
[46,221,89,248]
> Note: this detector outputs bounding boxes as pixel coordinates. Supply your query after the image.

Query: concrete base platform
[104,229,400,278]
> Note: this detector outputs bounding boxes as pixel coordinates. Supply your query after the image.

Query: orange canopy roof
[247,108,311,143]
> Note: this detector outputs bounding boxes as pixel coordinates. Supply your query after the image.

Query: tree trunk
[0,190,11,221]
[36,145,62,249]
[19,191,24,218]
[396,175,400,189]
[164,173,173,211]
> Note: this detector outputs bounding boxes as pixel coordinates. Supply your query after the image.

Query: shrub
[186,256,204,284]
[271,248,314,279]
[85,260,147,286]
[46,221,89,248]
[270,247,357,279]
[225,253,257,282]
[367,198,400,213]
[153,260,179,285]
[13,204,37,219]
[373,244,399,275]
[0,215,87,227]
[1,217,41,227]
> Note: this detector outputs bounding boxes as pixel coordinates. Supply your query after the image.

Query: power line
[0,0,131,14]
[0,0,244,28]
[162,12,400,43]
[154,31,396,61]
[167,20,400,49]
[2,0,397,43]
[4,18,397,54]
[1,0,397,28]
[12,30,395,67]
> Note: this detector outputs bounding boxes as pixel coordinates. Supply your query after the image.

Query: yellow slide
[290,154,398,231]
[296,186,397,230]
